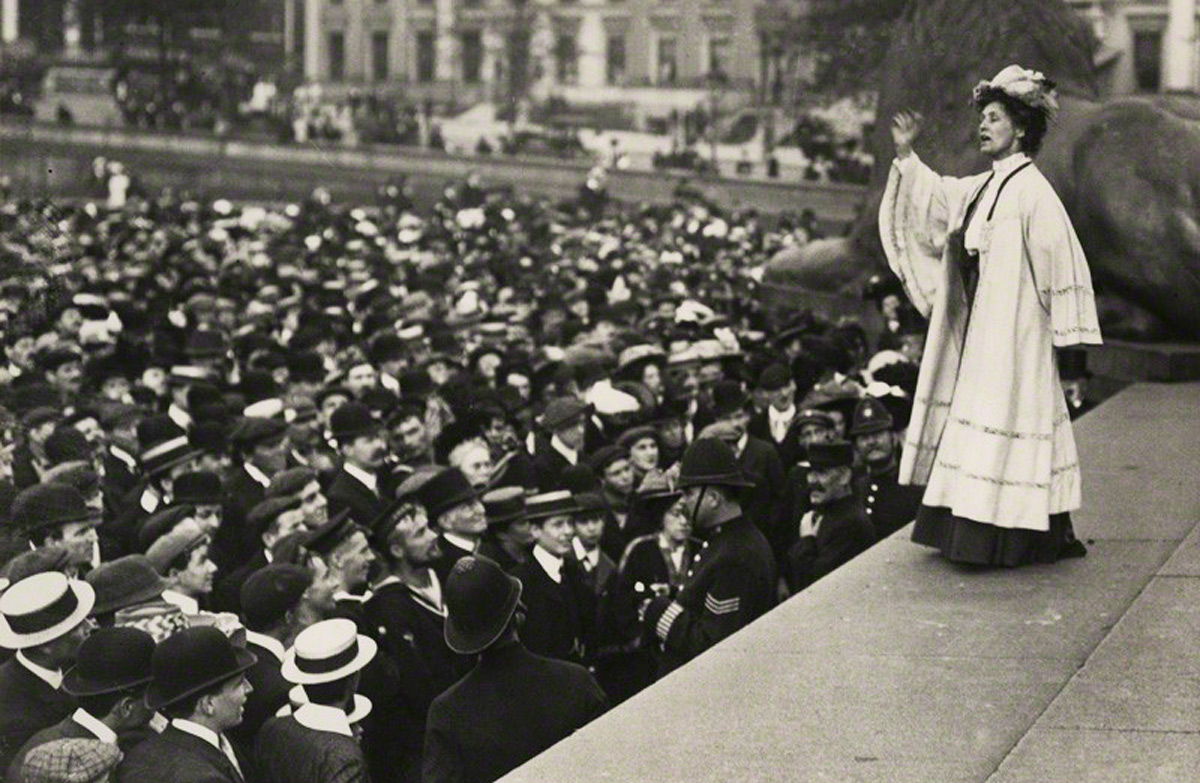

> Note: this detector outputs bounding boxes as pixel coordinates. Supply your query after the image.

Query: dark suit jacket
[360,580,470,782]
[0,658,75,774]
[325,469,386,529]
[528,444,574,493]
[422,641,608,783]
[117,725,248,783]
[216,466,268,573]
[736,435,788,553]
[747,410,804,470]
[255,715,367,783]
[428,534,475,586]
[513,554,594,664]
[212,550,268,615]
[227,638,291,761]
[785,494,877,593]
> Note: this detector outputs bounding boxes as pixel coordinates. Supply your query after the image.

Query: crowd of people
[0,164,964,783]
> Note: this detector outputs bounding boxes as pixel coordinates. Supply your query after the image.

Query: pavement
[501,382,1200,783]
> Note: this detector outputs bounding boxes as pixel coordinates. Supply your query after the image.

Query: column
[577,7,605,88]
[1,0,17,44]
[1164,0,1197,90]
[304,0,323,79]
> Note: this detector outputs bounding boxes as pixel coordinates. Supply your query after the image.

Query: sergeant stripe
[705,594,740,615]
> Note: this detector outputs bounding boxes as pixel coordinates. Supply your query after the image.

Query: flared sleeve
[878,154,978,318]
[1022,181,1103,347]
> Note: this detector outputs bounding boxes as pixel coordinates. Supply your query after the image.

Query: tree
[792,0,908,102]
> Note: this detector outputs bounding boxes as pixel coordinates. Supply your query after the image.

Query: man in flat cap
[530,397,592,493]
[849,396,923,540]
[785,441,876,593]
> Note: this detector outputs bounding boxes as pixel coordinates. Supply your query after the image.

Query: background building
[1066,0,1199,94]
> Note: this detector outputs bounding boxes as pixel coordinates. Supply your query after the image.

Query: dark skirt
[911,505,1086,567]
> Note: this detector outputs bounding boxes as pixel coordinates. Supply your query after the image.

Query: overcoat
[879,152,1101,531]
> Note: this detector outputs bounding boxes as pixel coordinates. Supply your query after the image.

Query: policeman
[785,440,876,593]
[641,438,776,676]
[849,397,923,540]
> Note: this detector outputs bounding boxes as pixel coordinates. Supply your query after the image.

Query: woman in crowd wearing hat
[882,66,1099,566]
[476,487,534,574]
[0,573,96,773]
[255,618,375,783]
[598,476,696,704]
[616,425,661,490]
[424,556,608,783]
[117,626,256,783]
[8,627,156,783]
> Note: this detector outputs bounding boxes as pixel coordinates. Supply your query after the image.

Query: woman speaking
[878,65,1102,567]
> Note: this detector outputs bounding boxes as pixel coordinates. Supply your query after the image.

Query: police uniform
[642,516,775,676]
[857,466,924,540]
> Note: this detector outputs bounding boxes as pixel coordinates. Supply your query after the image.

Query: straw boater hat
[0,572,96,650]
[281,617,377,685]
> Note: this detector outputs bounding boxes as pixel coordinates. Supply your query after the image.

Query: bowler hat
[0,572,96,650]
[758,363,792,392]
[44,428,93,467]
[443,556,522,655]
[848,396,894,437]
[418,467,478,523]
[137,506,194,553]
[709,379,748,420]
[241,564,313,632]
[330,402,380,443]
[482,486,526,526]
[86,556,168,616]
[677,438,754,490]
[10,483,98,538]
[807,441,855,470]
[265,467,317,499]
[63,626,156,697]
[281,618,377,685]
[588,444,629,475]
[145,626,256,710]
[172,471,223,506]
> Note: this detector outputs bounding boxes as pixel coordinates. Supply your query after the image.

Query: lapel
[527,557,569,608]
[341,468,380,502]
[162,726,244,783]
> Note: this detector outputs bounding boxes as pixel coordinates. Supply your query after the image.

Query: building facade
[300,0,796,110]
[1066,0,1199,94]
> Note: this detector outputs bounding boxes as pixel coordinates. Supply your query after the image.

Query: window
[1133,29,1162,92]
[417,30,436,82]
[606,33,626,85]
[372,31,389,81]
[708,35,730,80]
[328,31,345,81]
[657,35,677,85]
[461,31,482,83]
[555,33,578,85]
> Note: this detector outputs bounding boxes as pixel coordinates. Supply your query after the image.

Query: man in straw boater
[7,627,156,782]
[117,626,256,783]
[254,618,375,783]
[0,572,96,772]
[423,556,608,783]
[640,437,776,676]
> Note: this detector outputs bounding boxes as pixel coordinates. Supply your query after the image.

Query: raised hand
[891,110,923,159]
